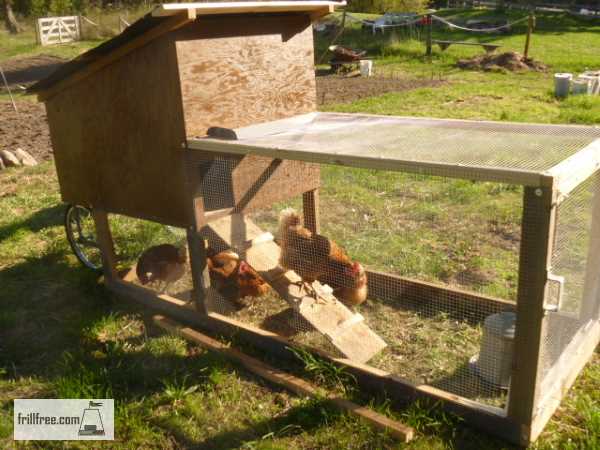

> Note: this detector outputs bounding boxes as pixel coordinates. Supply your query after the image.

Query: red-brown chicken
[278,208,368,306]
[136,244,187,293]
[207,249,270,306]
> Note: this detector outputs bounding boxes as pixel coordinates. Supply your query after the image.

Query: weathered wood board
[203,214,387,363]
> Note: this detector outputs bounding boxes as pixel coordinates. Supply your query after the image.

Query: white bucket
[360,60,373,77]
[554,73,572,98]
[572,78,590,95]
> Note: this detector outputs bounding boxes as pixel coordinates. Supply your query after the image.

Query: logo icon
[78,401,105,436]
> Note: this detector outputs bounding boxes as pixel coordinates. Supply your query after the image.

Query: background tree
[2,0,22,33]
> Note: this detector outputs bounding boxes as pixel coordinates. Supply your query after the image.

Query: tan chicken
[207,249,270,306]
[278,208,368,306]
[136,244,187,293]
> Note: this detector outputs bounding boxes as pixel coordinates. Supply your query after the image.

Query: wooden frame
[506,185,557,446]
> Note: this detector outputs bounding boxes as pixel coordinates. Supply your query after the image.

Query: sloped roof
[30,1,343,99]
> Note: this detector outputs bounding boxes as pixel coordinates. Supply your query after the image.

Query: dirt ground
[0,55,442,162]
[457,51,548,72]
[0,101,52,162]
[1,54,65,89]
[316,73,444,105]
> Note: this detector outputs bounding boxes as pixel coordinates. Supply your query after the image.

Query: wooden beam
[37,10,196,101]
[367,270,516,317]
[546,139,600,198]
[302,189,320,234]
[507,185,557,446]
[91,209,118,280]
[187,137,553,188]
[154,314,415,443]
[105,279,521,444]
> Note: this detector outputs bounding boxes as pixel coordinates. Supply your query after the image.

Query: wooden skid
[205,214,387,363]
[154,314,415,443]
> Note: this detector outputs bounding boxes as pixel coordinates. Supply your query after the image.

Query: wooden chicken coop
[30,2,600,446]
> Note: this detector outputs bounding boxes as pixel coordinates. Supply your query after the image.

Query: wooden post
[425,14,433,58]
[507,185,557,446]
[523,12,534,60]
[302,189,320,234]
[186,194,211,315]
[91,209,118,280]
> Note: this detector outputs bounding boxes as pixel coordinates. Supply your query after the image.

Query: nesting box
[31,3,600,447]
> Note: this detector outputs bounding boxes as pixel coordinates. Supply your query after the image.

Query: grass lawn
[1,7,599,450]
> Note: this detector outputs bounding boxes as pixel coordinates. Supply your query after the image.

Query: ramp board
[203,214,387,363]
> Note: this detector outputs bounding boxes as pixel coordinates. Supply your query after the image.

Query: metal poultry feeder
[470,312,516,389]
[30,2,600,447]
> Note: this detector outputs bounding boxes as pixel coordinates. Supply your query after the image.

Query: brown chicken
[136,244,187,293]
[278,208,368,306]
[207,249,270,306]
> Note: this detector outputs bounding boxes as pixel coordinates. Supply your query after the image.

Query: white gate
[36,16,81,46]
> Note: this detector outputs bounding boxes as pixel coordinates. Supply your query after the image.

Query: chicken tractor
[31,2,600,446]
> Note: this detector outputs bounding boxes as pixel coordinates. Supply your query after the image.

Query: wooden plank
[44,28,190,227]
[546,140,600,198]
[186,228,211,314]
[367,270,516,316]
[507,185,557,447]
[152,1,340,17]
[153,314,415,443]
[91,209,118,280]
[302,189,320,234]
[37,10,195,101]
[104,279,520,444]
[206,215,387,363]
[530,320,600,442]
[187,138,553,188]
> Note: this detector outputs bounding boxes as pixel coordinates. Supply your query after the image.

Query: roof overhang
[152,2,344,20]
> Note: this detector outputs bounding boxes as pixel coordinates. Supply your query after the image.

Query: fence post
[425,14,432,58]
[523,12,535,59]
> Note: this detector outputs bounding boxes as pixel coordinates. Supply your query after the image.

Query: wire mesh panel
[537,173,600,409]
[192,155,524,409]
[198,112,600,174]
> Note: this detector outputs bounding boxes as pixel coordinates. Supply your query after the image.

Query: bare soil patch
[1,54,66,89]
[316,74,445,105]
[457,51,547,72]
[0,101,53,162]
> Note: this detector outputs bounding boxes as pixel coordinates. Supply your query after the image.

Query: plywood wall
[175,14,317,136]
[45,32,191,226]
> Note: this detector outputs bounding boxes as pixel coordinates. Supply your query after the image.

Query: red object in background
[421,15,432,26]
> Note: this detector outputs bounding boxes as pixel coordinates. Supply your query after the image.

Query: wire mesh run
[192,157,524,409]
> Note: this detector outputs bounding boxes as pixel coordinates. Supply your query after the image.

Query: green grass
[1,6,600,450]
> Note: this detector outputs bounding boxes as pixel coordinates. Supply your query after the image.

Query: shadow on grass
[0,203,64,243]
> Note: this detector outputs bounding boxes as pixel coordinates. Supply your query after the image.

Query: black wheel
[64,205,103,271]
